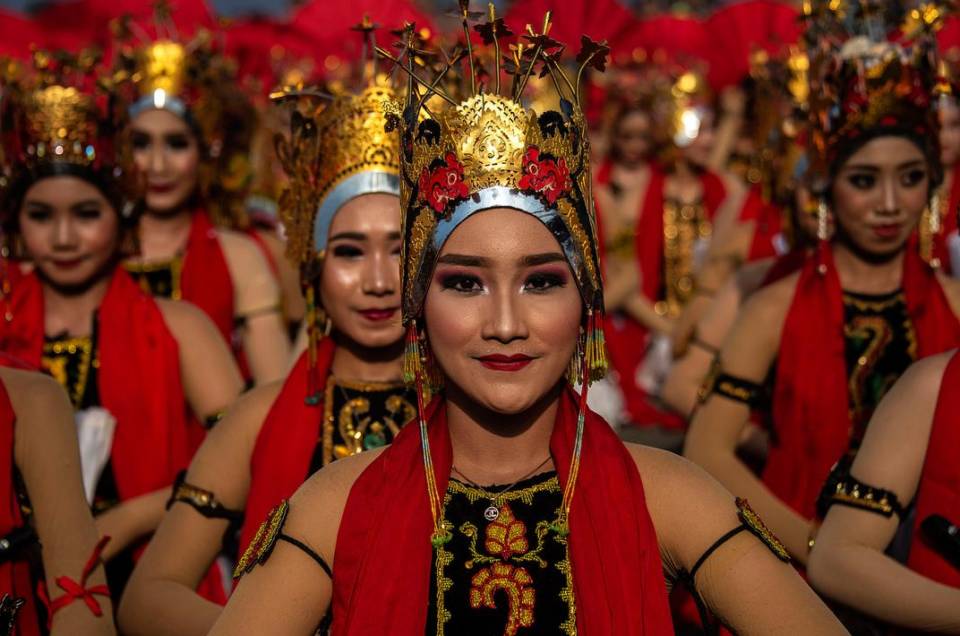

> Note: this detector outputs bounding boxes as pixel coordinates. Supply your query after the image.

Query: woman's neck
[42,270,112,337]
[444,382,561,485]
[832,240,904,294]
[329,333,405,384]
[136,207,194,262]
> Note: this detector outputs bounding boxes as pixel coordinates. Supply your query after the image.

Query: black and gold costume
[427,472,576,636]
[125,258,183,300]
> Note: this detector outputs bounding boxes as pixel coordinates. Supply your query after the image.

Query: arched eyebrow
[329,232,368,242]
[435,252,566,268]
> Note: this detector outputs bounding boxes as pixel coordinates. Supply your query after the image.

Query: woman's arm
[684,275,815,563]
[159,300,244,420]
[633,445,845,634]
[808,353,960,633]
[220,231,291,385]
[209,450,382,635]
[7,369,115,635]
[119,382,281,636]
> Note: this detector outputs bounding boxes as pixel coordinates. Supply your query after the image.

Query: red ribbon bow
[37,535,111,629]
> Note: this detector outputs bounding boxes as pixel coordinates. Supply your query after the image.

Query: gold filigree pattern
[736,498,790,562]
[275,82,401,266]
[662,198,711,318]
[42,336,95,408]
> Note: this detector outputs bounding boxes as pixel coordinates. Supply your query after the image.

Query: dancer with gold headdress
[119,25,415,635]
[211,10,844,635]
[0,365,115,635]
[685,2,960,589]
[113,24,291,385]
[595,64,745,432]
[0,49,242,603]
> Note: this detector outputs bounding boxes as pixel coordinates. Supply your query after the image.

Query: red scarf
[0,266,226,604]
[932,164,960,273]
[907,349,960,587]
[240,340,334,555]
[0,377,41,635]
[766,245,960,519]
[738,187,784,262]
[331,387,673,634]
[181,211,235,347]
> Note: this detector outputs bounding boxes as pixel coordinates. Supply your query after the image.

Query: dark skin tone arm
[6,368,116,635]
[808,352,960,633]
[119,382,279,636]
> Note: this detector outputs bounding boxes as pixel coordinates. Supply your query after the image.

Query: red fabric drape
[738,186,785,262]
[0,376,41,635]
[931,163,960,273]
[766,245,960,519]
[180,211,235,348]
[0,265,226,604]
[331,387,673,634]
[907,350,960,587]
[240,341,334,555]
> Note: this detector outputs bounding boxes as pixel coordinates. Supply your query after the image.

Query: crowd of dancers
[0,0,958,634]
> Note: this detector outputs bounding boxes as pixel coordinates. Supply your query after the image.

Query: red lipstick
[148,183,177,194]
[476,353,535,372]
[872,223,902,240]
[358,307,397,322]
[51,257,85,270]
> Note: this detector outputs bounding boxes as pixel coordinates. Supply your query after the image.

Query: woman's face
[940,99,960,168]
[612,110,651,166]
[130,108,200,214]
[831,136,930,258]
[424,208,582,415]
[19,175,119,290]
[320,193,404,350]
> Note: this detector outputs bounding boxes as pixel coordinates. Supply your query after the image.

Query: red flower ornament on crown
[518,147,571,205]
[418,152,470,215]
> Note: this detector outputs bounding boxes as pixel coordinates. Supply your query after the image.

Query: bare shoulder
[215,228,273,276]
[623,443,740,562]
[734,258,774,298]
[732,268,798,335]
[205,381,283,450]
[281,448,388,560]
[936,271,960,317]
[0,367,72,423]
[156,298,223,343]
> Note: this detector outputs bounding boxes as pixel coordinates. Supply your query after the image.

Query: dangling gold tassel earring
[304,283,330,405]
[565,326,585,386]
[403,321,422,385]
[921,191,942,268]
[817,197,830,242]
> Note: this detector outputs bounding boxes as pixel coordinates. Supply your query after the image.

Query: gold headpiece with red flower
[380,5,609,385]
[803,1,952,186]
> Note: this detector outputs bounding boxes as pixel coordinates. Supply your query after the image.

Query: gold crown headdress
[111,9,257,229]
[380,6,608,370]
[803,1,951,187]
[380,3,609,546]
[272,18,403,403]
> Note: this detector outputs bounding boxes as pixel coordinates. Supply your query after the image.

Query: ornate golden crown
[379,5,608,332]
[380,5,609,382]
[134,40,188,102]
[1,50,120,174]
[803,1,950,183]
[273,79,401,266]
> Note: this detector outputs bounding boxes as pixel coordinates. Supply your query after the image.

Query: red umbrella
[0,9,46,58]
[616,13,711,68]
[503,0,635,56]
[288,0,437,76]
[705,0,802,89]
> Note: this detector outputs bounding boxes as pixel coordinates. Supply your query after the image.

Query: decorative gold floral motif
[469,562,535,636]
[321,377,415,466]
[662,198,711,318]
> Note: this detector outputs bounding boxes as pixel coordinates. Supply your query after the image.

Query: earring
[565,327,586,386]
[304,283,331,405]
[816,197,830,242]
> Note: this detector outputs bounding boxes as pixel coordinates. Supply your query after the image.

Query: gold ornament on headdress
[135,40,187,99]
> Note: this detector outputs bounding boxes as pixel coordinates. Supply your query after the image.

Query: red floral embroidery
[418,152,469,214]
[484,504,528,560]
[518,147,571,205]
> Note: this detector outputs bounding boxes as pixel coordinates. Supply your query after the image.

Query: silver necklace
[451,456,552,522]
